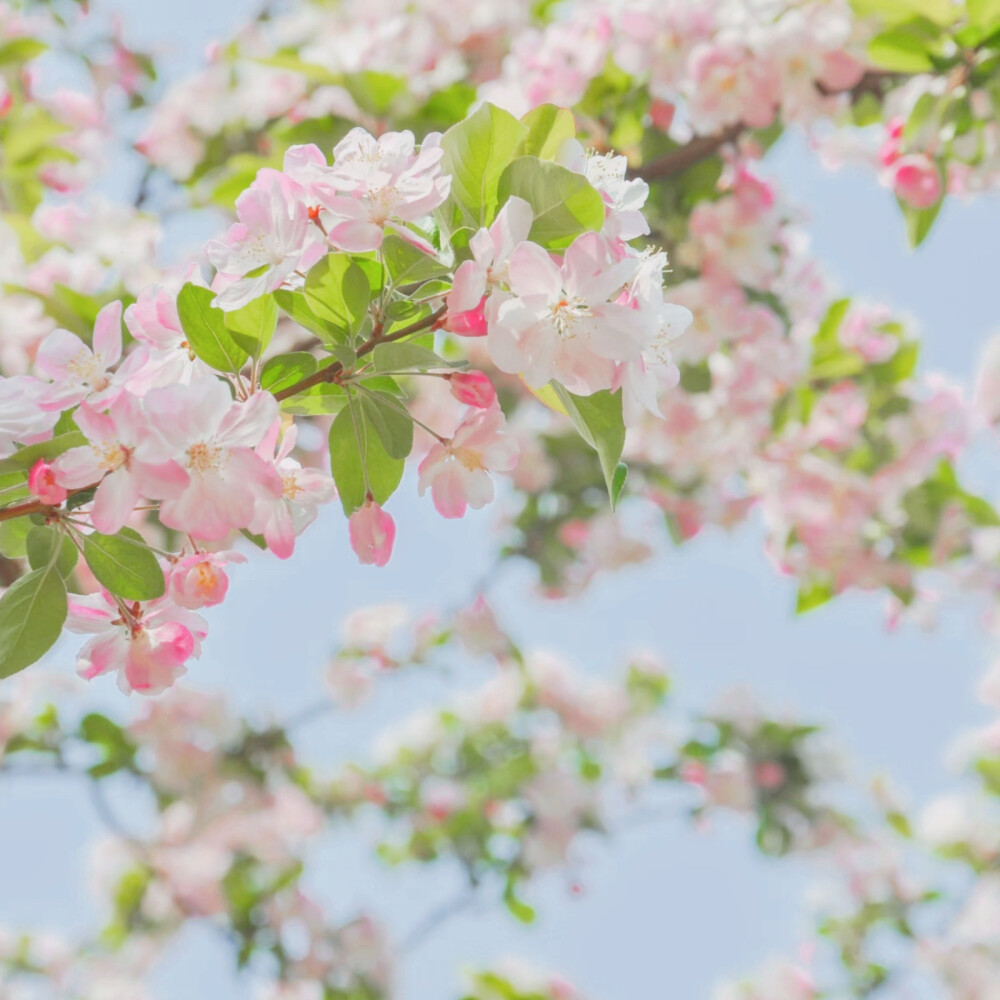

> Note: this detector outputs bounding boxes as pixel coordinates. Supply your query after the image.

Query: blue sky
[2,1,1000,996]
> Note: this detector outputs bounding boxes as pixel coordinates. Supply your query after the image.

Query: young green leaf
[303,254,371,342]
[517,104,576,160]
[83,528,165,601]
[497,157,605,250]
[440,103,527,228]
[328,397,404,513]
[360,392,414,460]
[0,432,87,476]
[176,283,249,373]
[0,564,67,678]
[224,293,278,361]
[26,525,78,580]
[260,352,319,394]
[550,385,627,508]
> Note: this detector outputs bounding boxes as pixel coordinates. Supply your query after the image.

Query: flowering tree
[1,0,1000,995]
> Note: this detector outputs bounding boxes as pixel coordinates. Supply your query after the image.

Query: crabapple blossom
[66,592,207,695]
[447,195,533,314]
[486,233,654,393]
[35,301,124,411]
[143,379,282,540]
[51,396,188,534]
[249,422,337,558]
[418,403,519,518]
[27,459,67,505]
[168,550,246,610]
[348,500,396,566]
[206,169,328,310]
[0,375,60,457]
[889,154,942,210]
[316,127,451,252]
[447,370,497,408]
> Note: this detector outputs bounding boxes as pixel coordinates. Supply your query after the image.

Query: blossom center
[186,441,224,475]
[549,297,592,339]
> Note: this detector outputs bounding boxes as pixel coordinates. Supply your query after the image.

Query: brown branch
[0,499,58,524]
[635,71,895,183]
[272,305,447,402]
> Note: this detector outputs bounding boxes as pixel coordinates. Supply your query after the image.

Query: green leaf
[517,104,577,160]
[360,392,414,460]
[0,565,67,678]
[260,352,318,394]
[381,234,449,287]
[26,526,77,580]
[0,38,47,66]
[370,342,463,372]
[83,528,165,601]
[303,254,371,343]
[679,360,712,393]
[969,0,1000,30]
[224,293,277,362]
[610,462,629,508]
[176,283,249,373]
[343,70,405,116]
[899,194,943,248]
[0,518,31,558]
[281,383,348,416]
[328,396,404,513]
[273,289,342,342]
[867,27,937,72]
[0,432,86,476]
[551,385,626,507]
[850,0,957,26]
[497,157,605,250]
[796,580,834,614]
[440,103,527,229]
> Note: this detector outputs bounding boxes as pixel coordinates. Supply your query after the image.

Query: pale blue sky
[2,1,999,997]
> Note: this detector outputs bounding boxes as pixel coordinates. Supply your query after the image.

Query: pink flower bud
[649,99,675,132]
[892,154,942,209]
[448,371,496,408]
[754,761,786,790]
[349,501,395,567]
[28,459,68,505]
[169,550,244,609]
[445,299,488,337]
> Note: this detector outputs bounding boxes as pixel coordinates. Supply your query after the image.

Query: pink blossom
[169,550,246,610]
[206,169,327,311]
[143,379,282,540]
[348,501,396,566]
[35,301,124,410]
[447,196,532,313]
[249,423,337,558]
[67,592,207,695]
[27,459,67,505]
[448,371,497,408]
[486,233,653,393]
[445,299,489,337]
[52,395,188,534]
[0,375,60,458]
[686,42,779,132]
[890,154,942,209]
[417,404,519,518]
[317,128,451,252]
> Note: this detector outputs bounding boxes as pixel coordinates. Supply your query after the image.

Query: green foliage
[79,713,138,779]
[303,254,371,344]
[0,432,86,477]
[25,525,77,580]
[516,104,576,160]
[497,157,605,250]
[224,293,277,362]
[328,394,406,513]
[550,385,627,508]
[439,103,527,230]
[83,528,165,602]
[176,283,249,373]
[0,562,67,678]
[260,351,319,394]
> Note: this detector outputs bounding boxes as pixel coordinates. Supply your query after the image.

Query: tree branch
[635,71,894,183]
[273,305,447,402]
